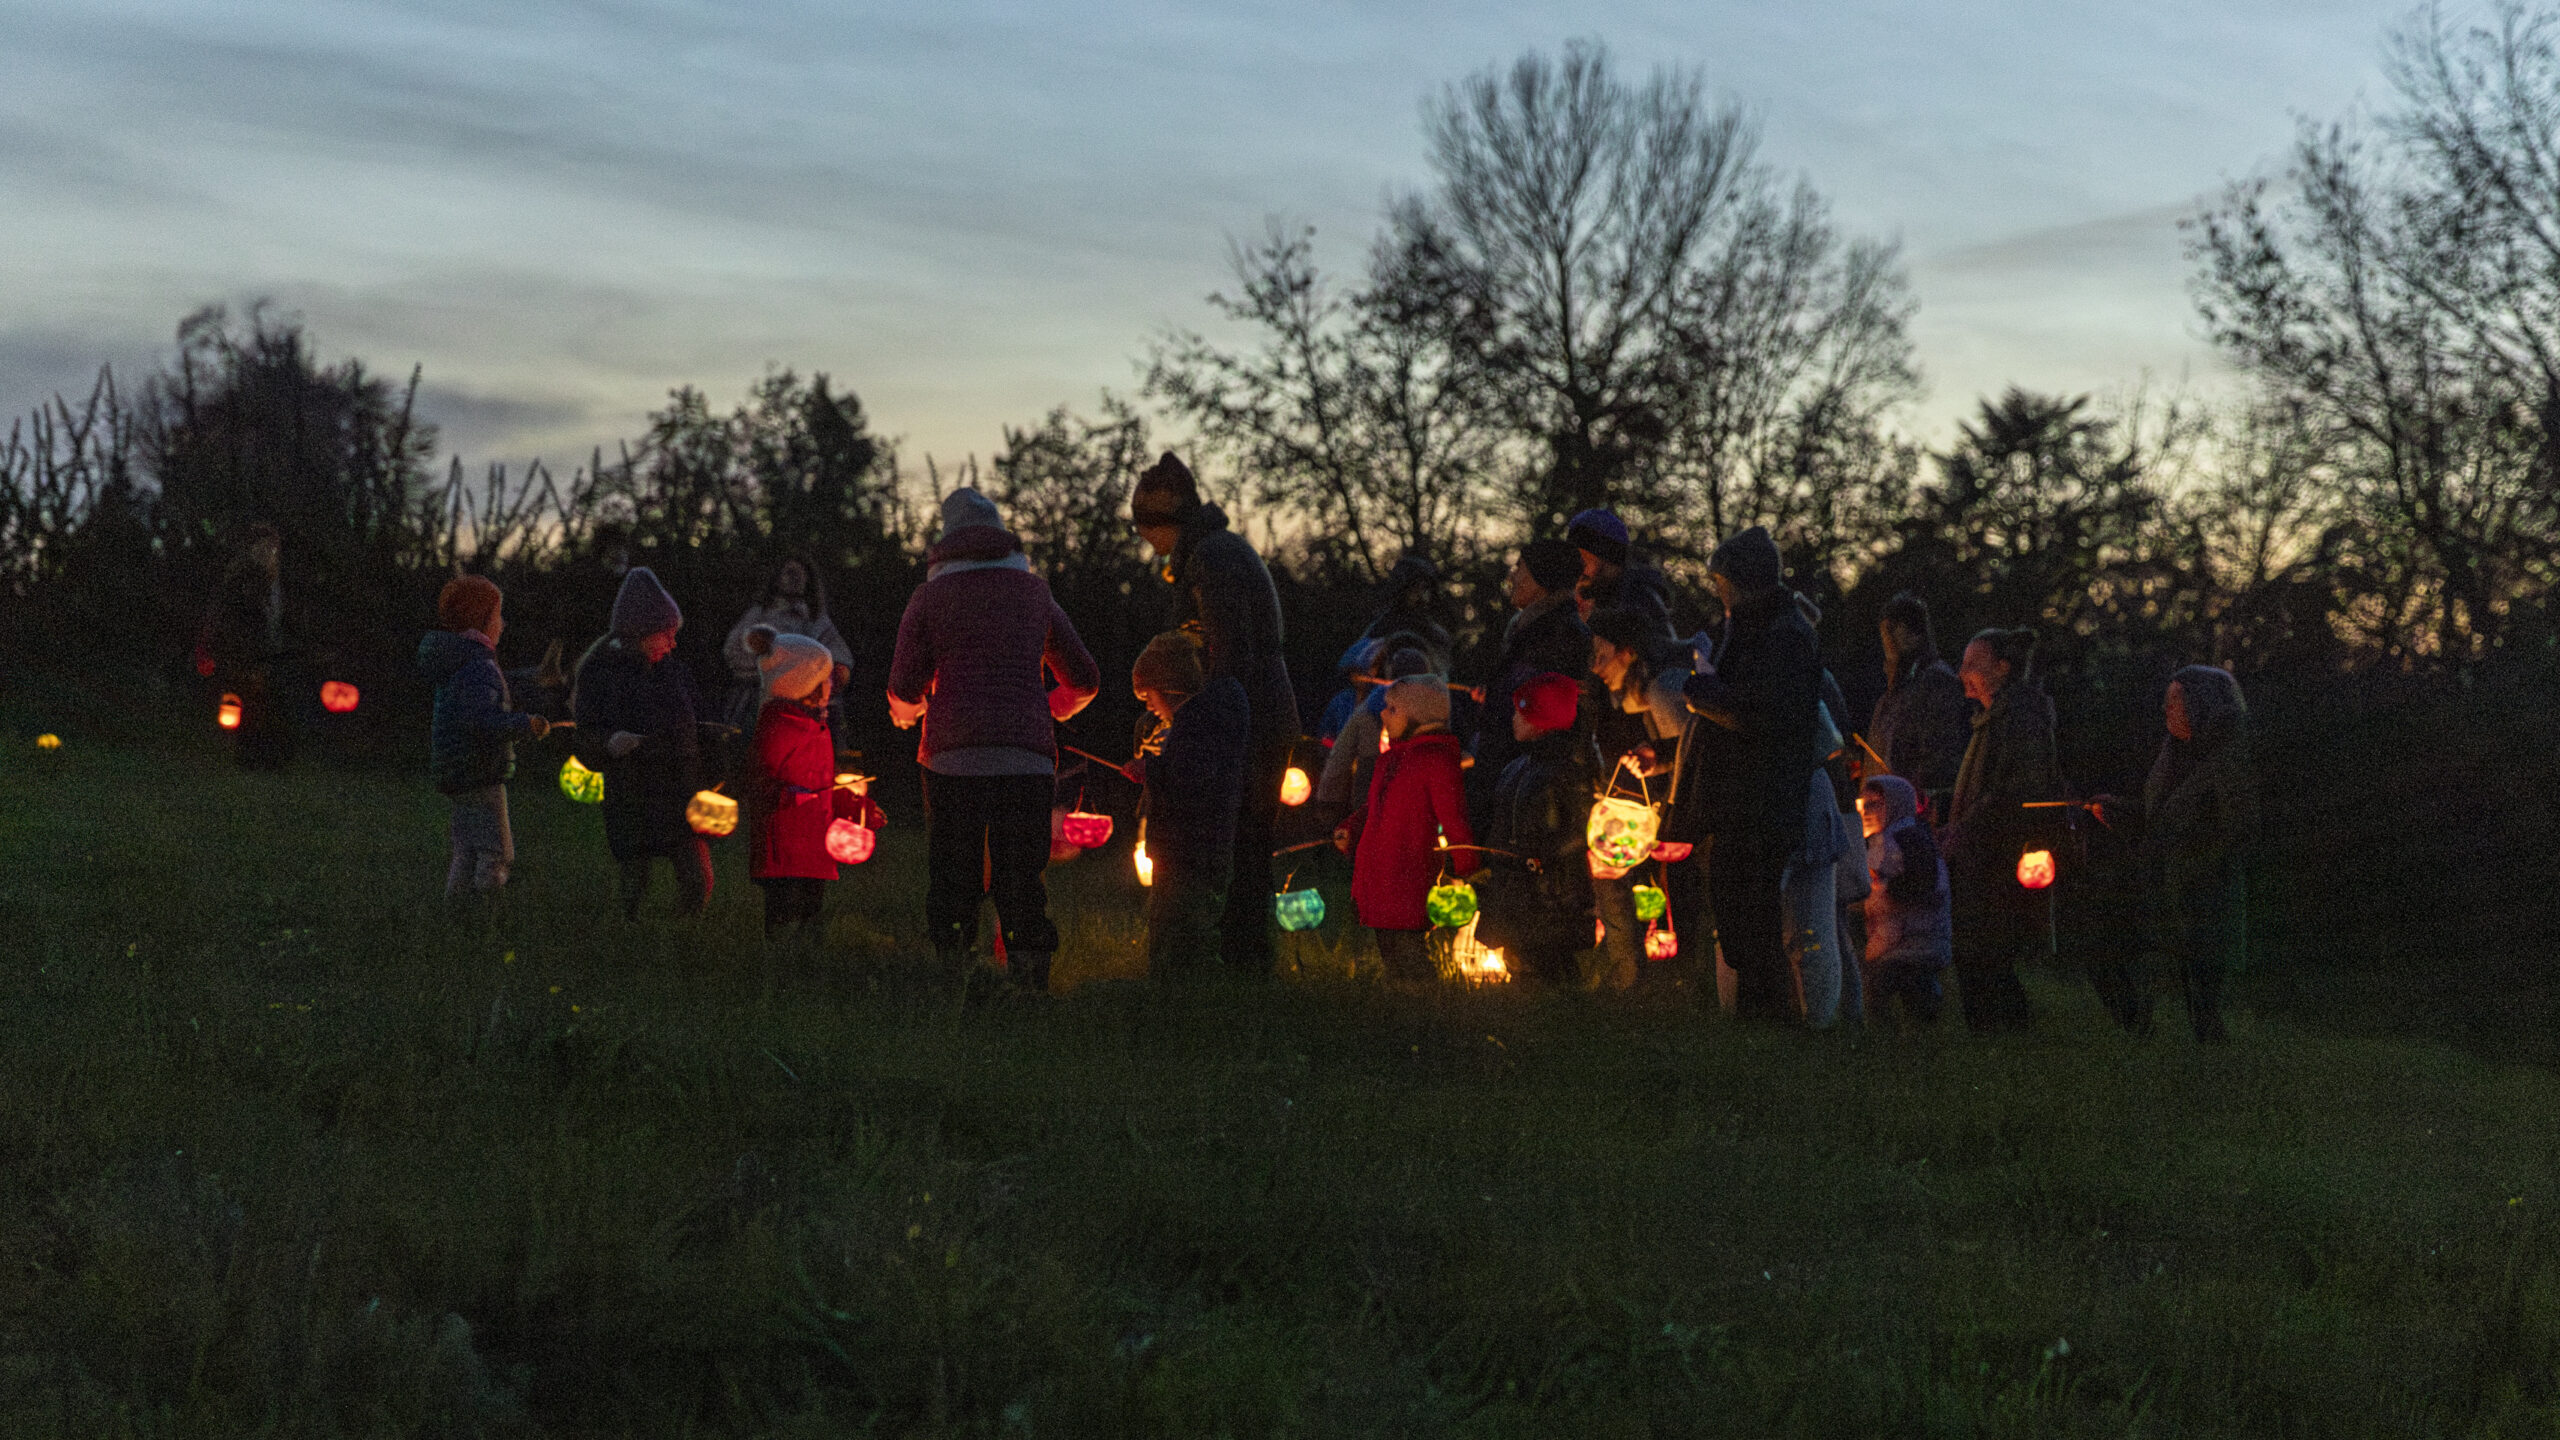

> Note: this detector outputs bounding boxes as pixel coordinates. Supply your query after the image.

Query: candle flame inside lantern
[216,694,242,730]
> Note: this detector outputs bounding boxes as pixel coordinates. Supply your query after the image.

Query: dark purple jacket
[886,536,1101,768]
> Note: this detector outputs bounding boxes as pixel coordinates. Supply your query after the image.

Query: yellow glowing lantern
[2016,849,2056,890]
[1279,765,1312,807]
[34,733,61,751]
[558,755,604,804]
[217,694,243,730]
[319,680,360,714]
[686,788,740,837]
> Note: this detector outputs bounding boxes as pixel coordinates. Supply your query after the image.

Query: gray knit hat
[938,486,1003,541]
[1382,674,1450,730]
[1708,526,1784,596]
[610,566,682,638]
[748,625,834,701]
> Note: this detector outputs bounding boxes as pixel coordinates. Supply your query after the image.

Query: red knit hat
[1513,671,1579,735]
[437,574,503,635]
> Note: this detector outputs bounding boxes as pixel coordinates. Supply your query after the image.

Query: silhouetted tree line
[13,23,2560,800]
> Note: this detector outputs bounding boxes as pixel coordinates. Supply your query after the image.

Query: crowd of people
[390,451,2260,1039]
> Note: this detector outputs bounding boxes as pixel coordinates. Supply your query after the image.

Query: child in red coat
[745,627,844,947]
[1337,675,1477,984]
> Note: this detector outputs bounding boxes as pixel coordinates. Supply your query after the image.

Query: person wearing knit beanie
[938,486,1004,541]
[1381,674,1451,733]
[610,566,683,639]
[1129,451,1203,530]
[1565,508,1631,571]
[1520,538,1584,596]
[1708,525,1785,600]
[1132,629,1208,701]
[1512,671,1580,737]
[746,625,835,702]
[438,574,504,636]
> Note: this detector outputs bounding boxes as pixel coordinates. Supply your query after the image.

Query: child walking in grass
[1476,672,1598,988]
[1125,631,1249,981]
[743,625,843,953]
[1336,674,1476,985]
[1859,774,1951,1028]
[418,575,550,900]
[574,567,711,920]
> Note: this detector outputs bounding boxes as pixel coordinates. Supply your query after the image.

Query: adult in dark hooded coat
[1130,453,1300,978]
[2094,666,2259,1042]
[1469,539,1592,830]
[1940,627,2060,1033]
[1868,591,1972,813]
[1566,508,1676,638]
[1682,526,1823,1021]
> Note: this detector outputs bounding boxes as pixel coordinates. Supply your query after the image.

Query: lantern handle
[1272,838,1334,857]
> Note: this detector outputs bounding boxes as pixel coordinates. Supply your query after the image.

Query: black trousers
[922,771,1059,961]
[1709,831,1795,1021]
[619,840,711,919]
[756,876,826,939]
[1218,740,1283,977]
[1950,867,2035,1034]
[1373,927,1436,984]
[229,664,296,770]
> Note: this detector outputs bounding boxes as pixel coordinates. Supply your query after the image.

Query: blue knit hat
[610,566,682,638]
[1566,508,1630,568]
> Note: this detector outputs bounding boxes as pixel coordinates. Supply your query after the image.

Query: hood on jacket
[2172,664,2247,748]
[417,628,494,682]
[925,523,1025,569]
[1861,773,1921,828]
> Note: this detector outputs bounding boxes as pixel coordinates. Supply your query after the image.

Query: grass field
[0,738,2554,1437]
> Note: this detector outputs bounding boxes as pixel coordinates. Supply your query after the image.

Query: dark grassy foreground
[0,742,2554,1438]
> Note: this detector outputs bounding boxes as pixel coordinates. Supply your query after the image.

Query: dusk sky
[1,0,2412,477]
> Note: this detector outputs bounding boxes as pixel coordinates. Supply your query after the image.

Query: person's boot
[1010,951,1053,996]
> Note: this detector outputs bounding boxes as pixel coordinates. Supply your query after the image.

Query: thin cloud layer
[0,0,2402,469]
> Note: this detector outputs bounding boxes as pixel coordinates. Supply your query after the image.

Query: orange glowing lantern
[1060,811,1114,849]
[686,788,740,837]
[1279,765,1312,807]
[1446,918,1509,984]
[319,680,360,714]
[2016,849,2056,890]
[216,694,243,730]
[34,733,61,751]
[825,817,876,865]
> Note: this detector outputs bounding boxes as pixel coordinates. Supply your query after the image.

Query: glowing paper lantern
[1060,811,1114,849]
[558,755,604,804]
[34,733,61,751]
[1632,884,1668,921]
[1586,795,1660,871]
[686,789,740,837]
[319,680,360,714]
[1274,888,1326,931]
[1279,765,1312,807]
[1645,927,1680,961]
[825,817,877,865]
[1425,880,1478,928]
[1447,918,1509,984]
[217,694,243,730]
[2017,849,2056,890]
[1651,841,1695,863]
[1133,839,1154,887]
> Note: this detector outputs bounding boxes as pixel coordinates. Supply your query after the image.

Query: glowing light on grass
[217,694,242,730]
[34,733,60,751]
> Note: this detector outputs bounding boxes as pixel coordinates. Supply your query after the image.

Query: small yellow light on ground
[34,733,61,751]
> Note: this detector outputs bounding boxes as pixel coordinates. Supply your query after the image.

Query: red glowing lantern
[826,818,877,865]
[1279,765,1312,807]
[2016,849,2056,890]
[319,680,360,714]
[1060,811,1114,849]
[1645,927,1680,961]
[1651,841,1695,863]
[216,694,243,730]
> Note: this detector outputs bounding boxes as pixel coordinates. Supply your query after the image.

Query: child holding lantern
[419,574,550,899]
[1858,774,1951,1028]
[742,625,846,952]
[574,567,711,920]
[1335,674,1475,985]
[1125,631,1249,981]
[1476,672,1600,988]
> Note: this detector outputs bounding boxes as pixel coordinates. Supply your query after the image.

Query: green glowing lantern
[1274,887,1326,932]
[1632,884,1668,921]
[558,755,605,804]
[1425,880,1479,928]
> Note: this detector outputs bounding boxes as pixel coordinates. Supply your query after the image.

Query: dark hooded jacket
[419,629,539,794]
[1584,562,1677,638]
[1470,591,1592,814]
[1869,655,1972,797]
[573,637,706,858]
[2139,666,2259,956]
[1477,729,1601,957]
[1860,775,1952,967]
[1681,586,1822,843]
[1940,680,2063,884]
[1168,504,1298,747]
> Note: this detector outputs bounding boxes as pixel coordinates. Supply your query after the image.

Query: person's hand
[832,663,853,690]
[1333,826,1352,855]
[1464,684,1487,705]
[1118,759,1145,787]
[887,692,925,730]
[524,714,551,740]
[2088,794,2124,829]
[607,730,643,759]
[1047,685,1090,722]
